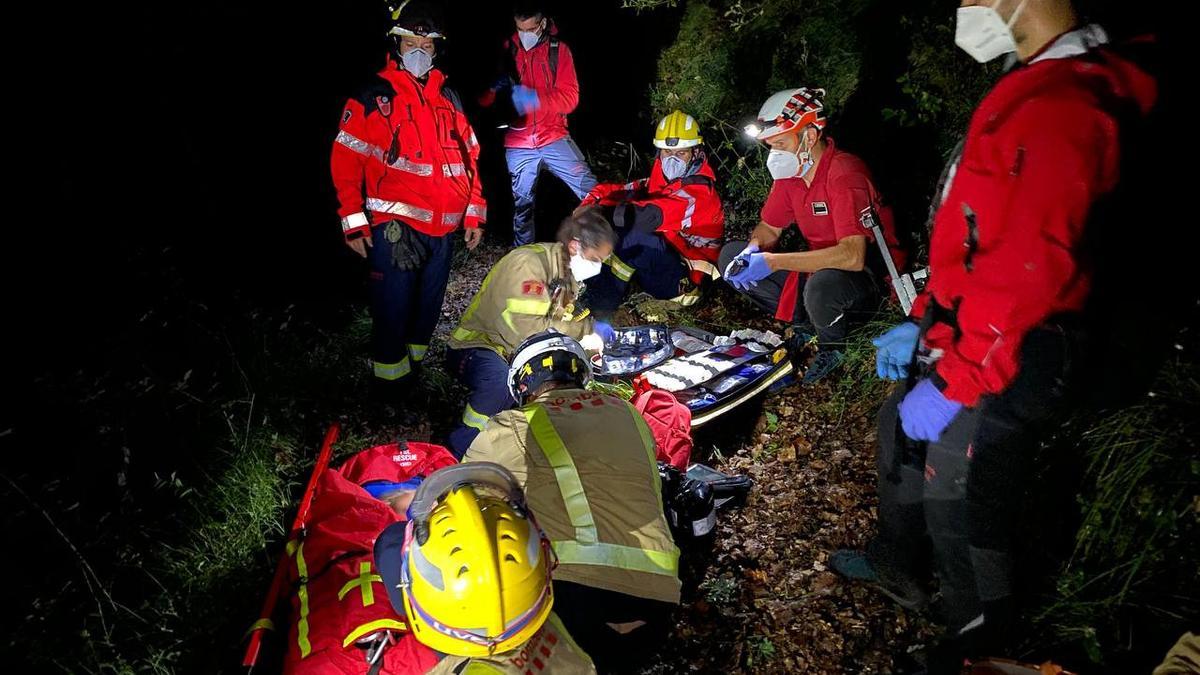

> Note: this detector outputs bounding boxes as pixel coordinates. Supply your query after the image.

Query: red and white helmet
[747,87,827,142]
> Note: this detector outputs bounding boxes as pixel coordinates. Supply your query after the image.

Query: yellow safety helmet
[653,110,703,149]
[400,463,555,656]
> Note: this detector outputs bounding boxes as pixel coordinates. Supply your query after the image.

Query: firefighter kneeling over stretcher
[464,331,682,674]
[374,463,597,674]
[446,209,617,458]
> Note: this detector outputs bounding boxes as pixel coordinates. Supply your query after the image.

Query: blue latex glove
[898,378,964,442]
[723,243,758,279]
[512,85,541,115]
[871,322,920,380]
[594,321,615,343]
[727,252,772,290]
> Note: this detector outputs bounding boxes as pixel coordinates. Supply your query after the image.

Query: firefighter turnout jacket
[448,243,595,358]
[464,387,682,605]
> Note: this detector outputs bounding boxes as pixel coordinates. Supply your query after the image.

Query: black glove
[387,221,431,271]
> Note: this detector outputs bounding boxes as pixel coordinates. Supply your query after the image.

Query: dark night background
[14,1,685,475]
[4,1,1193,672]
[7,0,689,669]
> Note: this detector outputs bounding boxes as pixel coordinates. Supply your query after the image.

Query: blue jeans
[507,137,598,246]
[368,223,453,384]
[445,347,515,458]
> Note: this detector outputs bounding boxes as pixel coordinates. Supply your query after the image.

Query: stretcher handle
[241,423,341,669]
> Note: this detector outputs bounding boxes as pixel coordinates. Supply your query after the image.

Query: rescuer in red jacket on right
[830,0,1160,670]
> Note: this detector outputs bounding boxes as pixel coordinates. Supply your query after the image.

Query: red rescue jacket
[912,27,1157,406]
[582,158,725,283]
[499,23,579,150]
[331,61,486,242]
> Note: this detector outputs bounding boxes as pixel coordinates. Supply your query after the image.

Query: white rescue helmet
[745,87,827,142]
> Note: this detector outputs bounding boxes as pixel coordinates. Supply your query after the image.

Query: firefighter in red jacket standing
[331,5,486,405]
[831,1,1159,669]
[577,110,725,315]
[480,2,598,246]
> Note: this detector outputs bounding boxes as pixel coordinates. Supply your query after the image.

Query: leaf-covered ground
[381,244,934,673]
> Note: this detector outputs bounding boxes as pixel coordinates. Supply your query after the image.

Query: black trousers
[717,241,879,349]
[868,322,1081,665]
[586,212,686,313]
[551,580,674,674]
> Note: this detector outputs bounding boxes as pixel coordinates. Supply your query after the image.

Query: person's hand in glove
[872,322,920,380]
[898,378,963,442]
[593,321,615,343]
[512,85,541,116]
[723,243,758,280]
[726,251,772,290]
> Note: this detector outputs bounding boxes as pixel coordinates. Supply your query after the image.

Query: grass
[1027,344,1199,667]
[19,288,1196,673]
[164,430,294,594]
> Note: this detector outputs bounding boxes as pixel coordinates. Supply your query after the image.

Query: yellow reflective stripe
[373,357,411,381]
[524,405,598,545]
[626,404,667,505]
[294,542,312,657]
[337,561,382,606]
[341,619,408,648]
[454,244,550,349]
[407,344,428,362]
[462,403,489,431]
[686,258,720,279]
[501,310,517,333]
[246,618,275,635]
[607,255,635,282]
[506,298,552,315]
[452,326,480,342]
[454,257,504,336]
[551,540,680,577]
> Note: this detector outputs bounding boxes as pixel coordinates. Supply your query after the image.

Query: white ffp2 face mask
[519,30,541,51]
[662,155,689,182]
[766,136,813,181]
[955,0,1029,63]
[401,47,433,78]
[569,252,603,281]
[766,149,800,180]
